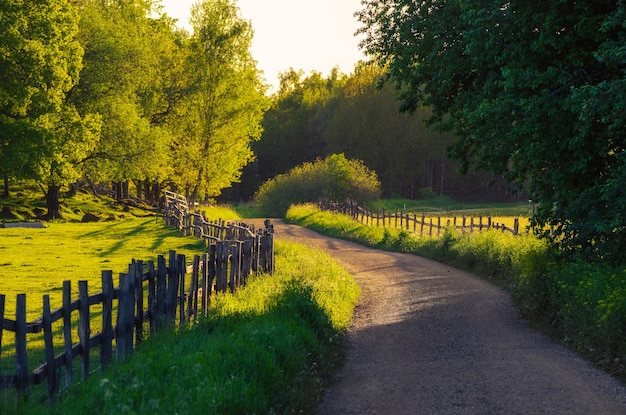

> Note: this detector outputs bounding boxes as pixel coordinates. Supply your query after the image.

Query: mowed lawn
[0,217,207,320]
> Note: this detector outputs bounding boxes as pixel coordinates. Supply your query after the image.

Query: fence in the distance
[319,199,520,236]
[0,192,275,401]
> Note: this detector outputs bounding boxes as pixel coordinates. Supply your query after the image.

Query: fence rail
[0,191,275,401]
[319,199,520,236]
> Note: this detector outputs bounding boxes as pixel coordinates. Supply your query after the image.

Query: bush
[254,154,381,217]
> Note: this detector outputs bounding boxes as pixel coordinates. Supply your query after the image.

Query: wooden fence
[0,192,275,401]
[319,199,520,236]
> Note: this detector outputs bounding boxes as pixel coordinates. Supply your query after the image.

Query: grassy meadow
[286,203,626,383]
[1,190,360,414]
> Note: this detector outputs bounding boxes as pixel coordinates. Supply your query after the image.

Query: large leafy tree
[0,0,100,217]
[358,0,626,262]
[72,0,173,198]
[324,62,453,198]
[173,0,268,202]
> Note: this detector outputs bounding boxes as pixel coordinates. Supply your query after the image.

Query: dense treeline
[357,0,626,264]
[0,0,268,218]
[228,64,521,202]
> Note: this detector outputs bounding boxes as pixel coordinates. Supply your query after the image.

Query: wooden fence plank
[62,281,73,389]
[116,273,132,360]
[178,254,186,325]
[78,281,90,380]
[0,294,4,365]
[201,253,209,314]
[147,261,157,334]
[101,271,114,369]
[133,260,144,345]
[156,255,167,332]
[1,192,276,399]
[15,294,28,397]
[42,294,58,399]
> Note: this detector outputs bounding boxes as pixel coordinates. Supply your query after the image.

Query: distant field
[368,197,532,217]
[0,217,206,319]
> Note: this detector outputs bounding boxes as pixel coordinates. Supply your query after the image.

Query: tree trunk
[136,180,143,200]
[122,181,129,199]
[46,185,62,219]
[3,175,9,198]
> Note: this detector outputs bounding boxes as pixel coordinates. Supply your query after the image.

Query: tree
[358,1,626,263]
[72,0,172,198]
[323,62,453,198]
[173,0,268,202]
[0,0,100,217]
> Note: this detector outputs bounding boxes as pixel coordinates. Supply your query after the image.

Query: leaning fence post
[178,254,186,325]
[201,252,209,314]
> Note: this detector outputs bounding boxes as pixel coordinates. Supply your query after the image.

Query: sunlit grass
[286,203,626,383]
[3,239,360,415]
[0,217,205,319]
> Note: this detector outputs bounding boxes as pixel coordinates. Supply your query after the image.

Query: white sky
[159,0,366,92]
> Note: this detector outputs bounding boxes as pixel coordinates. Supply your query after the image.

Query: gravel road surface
[270,220,626,415]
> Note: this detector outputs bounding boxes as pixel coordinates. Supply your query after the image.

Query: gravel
[272,220,626,415]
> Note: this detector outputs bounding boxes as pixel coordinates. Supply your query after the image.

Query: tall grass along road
[272,220,626,414]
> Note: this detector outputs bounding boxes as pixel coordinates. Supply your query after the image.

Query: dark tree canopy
[357,0,626,263]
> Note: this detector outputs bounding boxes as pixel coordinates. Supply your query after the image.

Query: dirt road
[271,220,626,415]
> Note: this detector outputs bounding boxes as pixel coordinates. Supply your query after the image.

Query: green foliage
[287,202,626,380]
[236,61,510,202]
[0,0,100,213]
[4,240,360,415]
[172,0,268,201]
[357,0,626,263]
[254,154,381,217]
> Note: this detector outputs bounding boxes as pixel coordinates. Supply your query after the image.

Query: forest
[2,0,626,263]
[0,0,519,221]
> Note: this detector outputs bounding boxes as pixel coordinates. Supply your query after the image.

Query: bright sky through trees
[160,0,365,91]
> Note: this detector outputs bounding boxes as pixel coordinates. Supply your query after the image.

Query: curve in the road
[272,220,626,415]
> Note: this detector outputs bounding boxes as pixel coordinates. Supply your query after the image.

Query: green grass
[0,217,205,319]
[368,197,532,217]
[3,240,360,415]
[286,203,626,383]
[1,189,360,413]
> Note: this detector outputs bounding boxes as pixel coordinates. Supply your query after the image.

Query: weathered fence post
[132,260,144,345]
[78,281,90,380]
[147,261,157,334]
[116,273,134,360]
[178,254,186,325]
[101,271,114,368]
[166,250,178,323]
[156,255,167,332]
[62,281,73,388]
[0,294,4,377]
[15,294,28,397]
[201,252,209,314]
[42,294,58,400]
[216,242,227,293]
